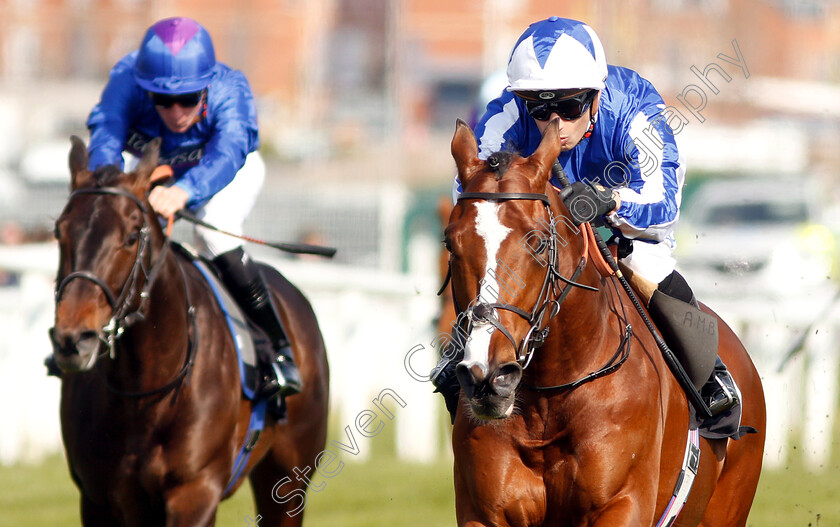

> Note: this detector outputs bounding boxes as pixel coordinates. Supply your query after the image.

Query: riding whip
[174,210,337,258]
[148,164,337,258]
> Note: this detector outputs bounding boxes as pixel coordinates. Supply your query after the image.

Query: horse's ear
[451,119,482,189]
[134,137,161,194]
[69,135,93,190]
[529,118,563,185]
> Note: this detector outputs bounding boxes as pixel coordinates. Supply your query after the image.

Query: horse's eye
[125,231,140,247]
[442,237,453,252]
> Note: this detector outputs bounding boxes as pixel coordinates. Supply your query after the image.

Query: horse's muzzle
[49,326,101,373]
[456,360,523,419]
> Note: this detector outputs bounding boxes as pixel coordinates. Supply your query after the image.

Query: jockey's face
[531,91,600,152]
[151,91,205,134]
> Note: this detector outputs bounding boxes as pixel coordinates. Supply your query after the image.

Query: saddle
[620,263,718,390]
[617,258,749,439]
[171,242,285,418]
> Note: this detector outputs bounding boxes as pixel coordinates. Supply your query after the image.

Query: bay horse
[445,119,766,526]
[50,137,329,526]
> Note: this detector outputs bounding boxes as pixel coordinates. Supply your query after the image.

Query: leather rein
[53,187,198,398]
[443,191,632,391]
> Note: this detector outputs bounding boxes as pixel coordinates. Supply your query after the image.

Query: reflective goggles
[519,90,597,121]
[149,90,204,109]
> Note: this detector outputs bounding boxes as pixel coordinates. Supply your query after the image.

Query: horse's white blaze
[461,202,512,379]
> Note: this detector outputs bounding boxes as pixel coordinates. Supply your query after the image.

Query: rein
[522,325,632,391]
[54,186,198,399]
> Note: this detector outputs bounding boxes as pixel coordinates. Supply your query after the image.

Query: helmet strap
[583,100,597,139]
[200,89,208,120]
[583,117,595,139]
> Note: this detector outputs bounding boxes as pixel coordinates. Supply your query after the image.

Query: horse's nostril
[79,330,99,342]
[49,327,74,356]
[49,327,100,356]
[492,362,523,396]
[456,362,484,399]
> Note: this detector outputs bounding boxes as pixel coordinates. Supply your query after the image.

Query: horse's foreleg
[248,455,306,527]
[164,479,223,527]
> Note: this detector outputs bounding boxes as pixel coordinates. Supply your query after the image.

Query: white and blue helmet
[506,17,608,92]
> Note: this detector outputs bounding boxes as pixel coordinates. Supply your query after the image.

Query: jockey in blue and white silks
[437,16,741,423]
[455,18,685,283]
[85,17,301,401]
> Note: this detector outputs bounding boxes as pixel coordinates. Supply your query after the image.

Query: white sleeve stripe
[620,111,666,205]
[608,212,679,240]
[477,98,521,160]
[610,152,686,241]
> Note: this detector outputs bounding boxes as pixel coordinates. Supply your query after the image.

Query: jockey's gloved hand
[560,181,617,225]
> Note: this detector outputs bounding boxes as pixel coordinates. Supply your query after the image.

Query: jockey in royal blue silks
[433,16,741,426]
[85,17,302,405]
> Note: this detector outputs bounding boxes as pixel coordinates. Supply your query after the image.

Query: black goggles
[149,90,204,109]
[520,90,597,121]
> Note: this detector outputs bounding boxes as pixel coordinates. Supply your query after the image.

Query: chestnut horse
[50,137,329,526]
[444,119,765,526]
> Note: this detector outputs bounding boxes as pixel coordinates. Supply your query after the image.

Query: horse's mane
[92,165,126,187]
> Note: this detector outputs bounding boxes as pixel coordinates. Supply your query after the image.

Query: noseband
[454,191,598,369]
[54,187,169,357]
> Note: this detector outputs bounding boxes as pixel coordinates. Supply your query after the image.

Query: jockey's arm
[86,55,143,171]
[602,112,683,243]
[174,72,258,209]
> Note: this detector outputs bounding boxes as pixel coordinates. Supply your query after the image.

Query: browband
[457,192,550,206]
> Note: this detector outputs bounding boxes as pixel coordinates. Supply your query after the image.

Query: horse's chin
[466,395,516,421]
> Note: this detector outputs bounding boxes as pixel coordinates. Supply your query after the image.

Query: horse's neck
[112,250,191,384]
[531,259,619,384]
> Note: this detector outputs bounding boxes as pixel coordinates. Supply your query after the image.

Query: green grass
[0,453,455,526]
[2,428,839,526]
[751,467,840,527]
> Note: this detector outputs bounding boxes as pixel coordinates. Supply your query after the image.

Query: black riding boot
[213,248,302,397]
[657,270,739,417]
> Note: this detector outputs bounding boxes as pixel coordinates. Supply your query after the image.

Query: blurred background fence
[0,180,450,466]
[3,176,840,473]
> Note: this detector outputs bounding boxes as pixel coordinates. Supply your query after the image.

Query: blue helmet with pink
[134,17,216,95]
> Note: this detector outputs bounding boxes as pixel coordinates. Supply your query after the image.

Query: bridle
[54,187,167,355]
[445,190,632,390]
[52,186,197,398]
[453,191,598,369]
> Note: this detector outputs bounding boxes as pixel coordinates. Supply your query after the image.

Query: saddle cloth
[173,242,261,400]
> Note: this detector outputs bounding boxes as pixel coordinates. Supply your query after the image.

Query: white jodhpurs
[190,151,265,258]
[127,150,266,259]
[619,236,678,285]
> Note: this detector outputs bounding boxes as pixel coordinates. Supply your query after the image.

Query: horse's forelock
[93,165,127,188]
[485,151,515,181]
